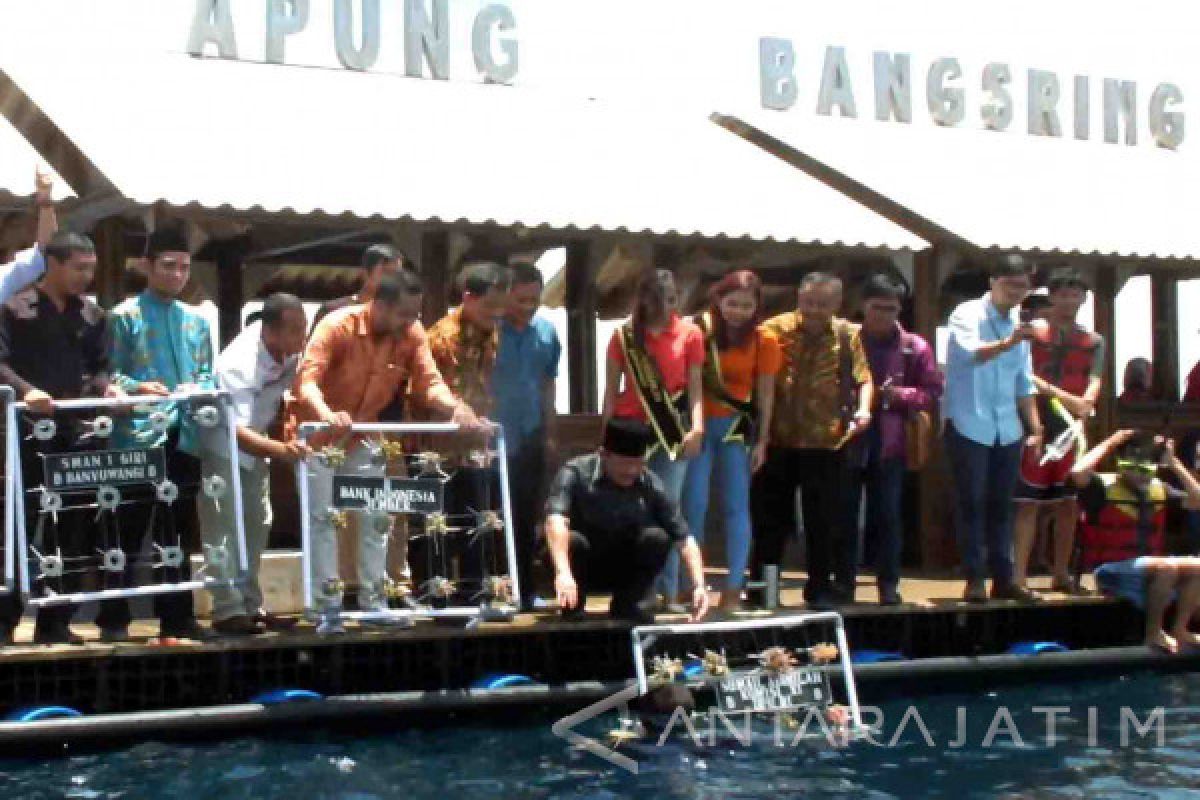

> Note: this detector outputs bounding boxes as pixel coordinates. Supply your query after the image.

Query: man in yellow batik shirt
[423,262,508,604]
[750,272,874,610]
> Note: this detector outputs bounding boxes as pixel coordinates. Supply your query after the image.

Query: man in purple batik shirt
[843,274,943,605]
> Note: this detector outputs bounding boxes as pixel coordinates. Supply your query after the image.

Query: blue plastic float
[250,689,324,705]
[470,673,540,690]
[5,705,84,722]
[851,649,906,664]
[1007,641,1070,656]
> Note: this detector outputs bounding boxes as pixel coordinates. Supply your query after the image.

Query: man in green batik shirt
[97,227,215,642]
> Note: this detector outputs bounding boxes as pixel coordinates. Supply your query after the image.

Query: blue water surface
[0,671,1197,799]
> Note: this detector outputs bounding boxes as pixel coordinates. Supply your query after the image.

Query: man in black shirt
[0,232,110,645]
[545,418,709,624]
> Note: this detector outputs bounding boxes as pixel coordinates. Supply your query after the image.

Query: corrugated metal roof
[0,52,923,251]
[719,111,1197,260]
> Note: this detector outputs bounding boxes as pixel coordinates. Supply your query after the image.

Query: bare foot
[1146,629,1179,654]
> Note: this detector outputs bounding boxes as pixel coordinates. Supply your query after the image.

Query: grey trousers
[198,456,272,621]
[306,443,391,612]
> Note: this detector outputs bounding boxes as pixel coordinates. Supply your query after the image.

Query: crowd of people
[0,169,1195,648]
[551,250,1199,643]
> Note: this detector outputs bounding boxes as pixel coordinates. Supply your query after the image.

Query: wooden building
[2,3,1200,573]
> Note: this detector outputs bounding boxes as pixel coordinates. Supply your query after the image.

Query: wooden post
[912,248,951,570]
[1151,272,1180,402]
[1092,263,1118,436]
[90,216,126,309]
[565,240,597,414]
[214,236,249,349]
[419,229,450,324]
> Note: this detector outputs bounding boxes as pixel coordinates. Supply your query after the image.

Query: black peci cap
[602,418,654,458]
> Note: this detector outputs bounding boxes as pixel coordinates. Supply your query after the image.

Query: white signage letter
[186,0,237,59]
[926,58,964,127]
[981,62,1013,131]
[873,52,912,123]
[1027,69,1063,137]
[472,5,518,85]
[405,0,450,80]
[817,46,857,118]
[334,0,381,71]
[1103,79,1138,145]
[759,37,798,111]
[266,0,310,65]
[1074,75,1090,140]
[1149,83,1185,149]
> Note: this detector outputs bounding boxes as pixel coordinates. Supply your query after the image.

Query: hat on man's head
[144,227,191,259]
[602,418,654,458]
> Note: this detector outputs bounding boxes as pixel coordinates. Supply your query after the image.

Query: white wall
[1178,280,1200,392]
[1113,276,1153,396]
[533,248,625,414]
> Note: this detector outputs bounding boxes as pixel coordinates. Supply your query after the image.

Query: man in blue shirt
[98,227,216,642]
[494,262,561,609]
[944,255,1044,603]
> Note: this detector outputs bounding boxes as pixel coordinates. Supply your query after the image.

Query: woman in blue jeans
[681,271,782,611]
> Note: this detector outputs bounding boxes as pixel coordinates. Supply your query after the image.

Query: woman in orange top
[682,270,782,610]
[604,270,705,611]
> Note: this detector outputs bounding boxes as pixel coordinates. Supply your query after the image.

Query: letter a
[187,0,238,59]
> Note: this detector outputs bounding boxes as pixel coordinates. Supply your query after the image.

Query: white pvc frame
[296,421,520,624]
[6,389,249,607]
[631,612,865,733]
[0,385,13,597]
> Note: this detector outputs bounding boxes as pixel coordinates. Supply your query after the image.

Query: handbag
[905,410,934,471]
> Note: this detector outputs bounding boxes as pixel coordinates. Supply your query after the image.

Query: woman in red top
[682,271,782,610]
[603,270,705,610]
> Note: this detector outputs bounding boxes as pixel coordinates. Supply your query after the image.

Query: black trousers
[506,439,547,608]
[568,526,671,618]
[409,464,499,604]
[94,442,200,632]
[0,435,84,633]
[750,446,853,602]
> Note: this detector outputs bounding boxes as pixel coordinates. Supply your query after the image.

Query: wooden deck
[0,568,1143,720]
[0,570,1108,656]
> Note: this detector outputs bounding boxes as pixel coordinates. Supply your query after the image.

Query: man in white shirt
[199,293,310,635]
[0,168,57,303]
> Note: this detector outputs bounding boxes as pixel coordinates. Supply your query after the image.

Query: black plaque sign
[43,448,167,490]
[714,669,828,713]
[332,476,444,514]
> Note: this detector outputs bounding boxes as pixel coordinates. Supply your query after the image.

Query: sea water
[0,671,1196,799]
